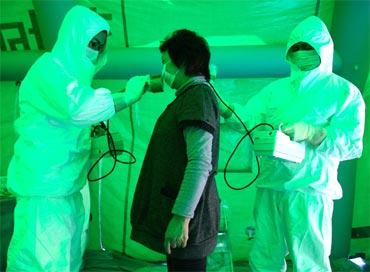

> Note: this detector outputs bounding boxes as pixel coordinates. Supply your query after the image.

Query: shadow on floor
[82,250,366,272]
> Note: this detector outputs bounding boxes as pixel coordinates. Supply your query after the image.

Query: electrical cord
[208,82,274,190]
[223,123,273,190]
[87,81,273,188]
[87,120,136,182]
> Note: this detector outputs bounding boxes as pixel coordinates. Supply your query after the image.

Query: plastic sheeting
[1,0,334,50]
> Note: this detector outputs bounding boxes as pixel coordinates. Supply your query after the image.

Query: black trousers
[166,255,207,272]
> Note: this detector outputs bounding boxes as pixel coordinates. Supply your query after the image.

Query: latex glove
[209,63,217,80]
[164,215,190,254]
[283,121,327,145]
[124,75,150,105]
[210,82,234,119]
[209,64,234,119]
[218,98,234,119]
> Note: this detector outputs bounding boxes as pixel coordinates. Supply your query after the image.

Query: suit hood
[286,16,333,74]
[51,5,110,83]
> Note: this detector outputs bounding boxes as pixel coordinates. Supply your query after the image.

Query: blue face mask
[86,47,99,64]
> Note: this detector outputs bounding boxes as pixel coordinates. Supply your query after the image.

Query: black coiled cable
[87,120,136,182]
[208,82,274,190]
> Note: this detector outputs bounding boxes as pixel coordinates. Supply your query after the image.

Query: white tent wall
[352,73,370,258]
[1,0,369,266]
[329,1,369,259]
[0,82,18,175]
[0,0,336,51]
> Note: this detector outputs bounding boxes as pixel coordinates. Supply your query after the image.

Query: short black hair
[160,29,211,81]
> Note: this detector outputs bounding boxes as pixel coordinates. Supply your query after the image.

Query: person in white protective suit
[6,5,148,272]
[222,16,365,271]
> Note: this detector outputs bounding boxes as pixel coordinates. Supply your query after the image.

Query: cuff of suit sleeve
[307,126,327,146]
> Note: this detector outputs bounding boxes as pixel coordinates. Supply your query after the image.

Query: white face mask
[161,63,178,91]
[86,47,99,64]
[290,50,321,71]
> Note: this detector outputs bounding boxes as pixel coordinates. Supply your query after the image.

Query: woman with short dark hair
[131,29,221,272]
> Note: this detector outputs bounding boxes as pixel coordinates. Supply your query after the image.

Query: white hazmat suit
[234,16,365,272]
[6,5,147,272]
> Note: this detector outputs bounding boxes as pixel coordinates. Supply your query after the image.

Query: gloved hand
[218,100,234,119]
[209,63,234,119]
[283,121,327,145]
[209,63,217,80]
[124,75,150,105]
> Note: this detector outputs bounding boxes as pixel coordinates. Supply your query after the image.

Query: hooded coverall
[243,16,365,272]
[6,6,114,272]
